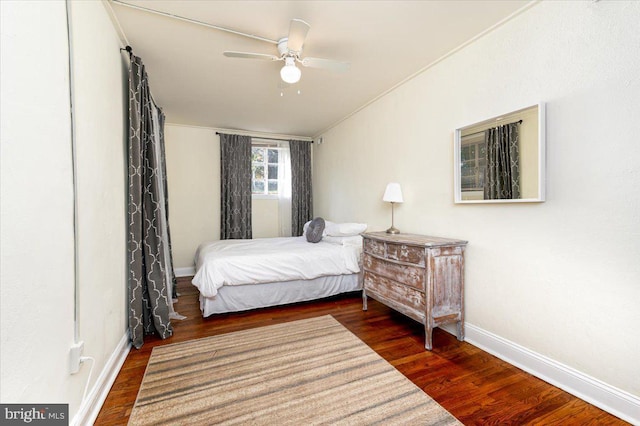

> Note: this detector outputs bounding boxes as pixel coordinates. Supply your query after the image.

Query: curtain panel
[156,112,179,301]
[484,122,521,200]
[289,140,313,236]
[220,133,252,239]
[277,141,292,237]
[127,55,174,349]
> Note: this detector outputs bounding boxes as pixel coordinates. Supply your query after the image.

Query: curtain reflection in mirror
[484,122,521,200]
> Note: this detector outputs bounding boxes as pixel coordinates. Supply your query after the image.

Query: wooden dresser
[362,232,467,350]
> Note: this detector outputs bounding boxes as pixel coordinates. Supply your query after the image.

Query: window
[460,133,486,192]
[251,145,280,195]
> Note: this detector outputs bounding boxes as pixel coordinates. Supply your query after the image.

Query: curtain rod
[215,132,313,143]
[120,45,133,59]
[462,119,523,138]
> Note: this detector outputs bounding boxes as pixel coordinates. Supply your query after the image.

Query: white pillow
[325,222,367,237]
[322,235,363,246]
[302,221,311,236]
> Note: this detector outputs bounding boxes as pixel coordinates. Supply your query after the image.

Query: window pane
[252,180,265,193]
[461,161,475,173]
[252,148,264,163]
[461,145,474,161]
[253,165,265,180]
[461,165,474,177]
[268,180,278,194]
[267,149,279,164]
[268,164,278,179]
[461,176,475,190]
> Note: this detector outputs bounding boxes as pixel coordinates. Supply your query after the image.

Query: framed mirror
[454,103,545,203]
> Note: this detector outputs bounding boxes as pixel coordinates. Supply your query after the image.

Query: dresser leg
[457,320,465,342]
[362,289,368,311]
[424,324,433,350]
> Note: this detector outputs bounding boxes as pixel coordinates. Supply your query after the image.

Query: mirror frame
[453,102,546,204]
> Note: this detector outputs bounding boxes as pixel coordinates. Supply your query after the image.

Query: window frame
[251,141,281,199]
[460,133,486,193]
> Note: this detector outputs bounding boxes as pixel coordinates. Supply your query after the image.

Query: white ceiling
[109,0,532,137]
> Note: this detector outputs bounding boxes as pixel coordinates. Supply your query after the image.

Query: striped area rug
[129,315,461,425]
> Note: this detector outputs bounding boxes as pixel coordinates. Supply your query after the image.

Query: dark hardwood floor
[95,278,627,425]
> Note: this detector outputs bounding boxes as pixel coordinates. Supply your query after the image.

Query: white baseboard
[442,323,639,424]
[71,333,131,426]
[174,266,195,277]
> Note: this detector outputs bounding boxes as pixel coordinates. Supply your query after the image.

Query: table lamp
[383,183,403,234]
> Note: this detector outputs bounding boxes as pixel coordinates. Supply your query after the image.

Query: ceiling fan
[223,19,350,84]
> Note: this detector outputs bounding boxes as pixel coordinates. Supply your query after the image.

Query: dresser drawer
[363,254,424,291]
[386,243,425,266]
[364,238,386,257]
[364,271,426,314]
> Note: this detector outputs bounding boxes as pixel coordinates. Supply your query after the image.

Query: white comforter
[192,236,362,298]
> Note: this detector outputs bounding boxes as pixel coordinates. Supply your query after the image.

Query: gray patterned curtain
[128,55,173,349]
[220,133,252,239]
[484,122,521,200]
[290,140,313,236]
[157,113,178,300]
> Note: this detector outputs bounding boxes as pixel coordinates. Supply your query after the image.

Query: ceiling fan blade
[301,57,350,72]
[223,51,280,61]
[287,19,310,53]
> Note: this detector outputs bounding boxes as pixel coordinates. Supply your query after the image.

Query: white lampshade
[383,183,403,203]
[280,57,301,84]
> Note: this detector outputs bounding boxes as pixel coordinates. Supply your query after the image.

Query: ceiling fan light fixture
[280,57,301,84]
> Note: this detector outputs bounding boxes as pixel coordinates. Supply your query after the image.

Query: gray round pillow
[305,217,325,243]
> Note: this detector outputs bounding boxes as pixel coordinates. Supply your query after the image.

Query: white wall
[314,0,640,400]
[70,0,128,417]
[252,198,280,239]
[0,0,128,422]
[1,0,76,408]
[165,126,284,269]
[165,125,220,268]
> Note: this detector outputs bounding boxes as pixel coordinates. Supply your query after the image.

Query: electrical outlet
[70,341,84,374]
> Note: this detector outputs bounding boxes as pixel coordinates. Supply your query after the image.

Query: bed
[191,225,365,317]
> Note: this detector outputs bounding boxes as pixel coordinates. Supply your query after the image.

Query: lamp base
[385,226,400,235]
